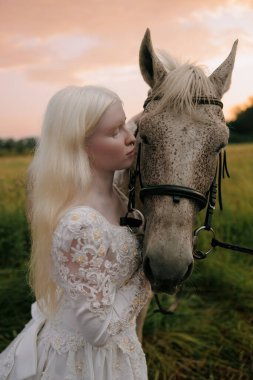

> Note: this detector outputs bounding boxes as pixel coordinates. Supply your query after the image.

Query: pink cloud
[0,0,236,78]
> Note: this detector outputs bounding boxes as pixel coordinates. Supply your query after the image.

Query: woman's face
[86,101,136,172]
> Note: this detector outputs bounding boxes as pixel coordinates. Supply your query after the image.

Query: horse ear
[139,28,166,88]
[209,40,238,98]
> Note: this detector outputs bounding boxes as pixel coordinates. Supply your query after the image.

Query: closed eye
[113,127,120,134]
[215,143,226,153]
[111,124,124,137]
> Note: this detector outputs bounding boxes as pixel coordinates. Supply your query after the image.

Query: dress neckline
[70,205,129,230]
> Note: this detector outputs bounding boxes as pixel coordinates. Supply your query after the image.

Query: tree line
[0,99,252,155]
[0,138,36,156]
[228,97,253,143]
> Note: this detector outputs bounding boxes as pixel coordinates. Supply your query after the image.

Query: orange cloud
[0,0,238,84]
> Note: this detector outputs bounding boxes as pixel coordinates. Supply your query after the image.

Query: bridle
[120,96,222,231]
[120,94,253,314]
[120,97,211,225]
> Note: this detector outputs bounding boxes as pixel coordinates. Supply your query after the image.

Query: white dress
[0,206,151,380]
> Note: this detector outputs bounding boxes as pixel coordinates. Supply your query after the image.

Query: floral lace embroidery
[52,207,147,323]
[108,270,151,336]
[39,321,87,354]
[38,319,146,380]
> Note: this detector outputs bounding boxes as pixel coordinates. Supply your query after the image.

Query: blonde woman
[0,86,151,380]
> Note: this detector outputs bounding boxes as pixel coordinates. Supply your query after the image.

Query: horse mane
[153,49,216,114]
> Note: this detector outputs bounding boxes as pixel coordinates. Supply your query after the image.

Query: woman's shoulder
[52,206,107,252]
[56,205,128,232]
[55,205,103,234]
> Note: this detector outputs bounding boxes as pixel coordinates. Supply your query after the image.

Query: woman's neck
[78,168,116,208]
[74,169,126,225]
[89,168,115,197]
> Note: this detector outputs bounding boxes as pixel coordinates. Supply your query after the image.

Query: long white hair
[28,85,121,314]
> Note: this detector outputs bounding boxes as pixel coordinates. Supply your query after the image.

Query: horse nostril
[143,257,154,283]
[182,261,194,281]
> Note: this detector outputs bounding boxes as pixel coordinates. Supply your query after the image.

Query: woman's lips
[127,149,135,156]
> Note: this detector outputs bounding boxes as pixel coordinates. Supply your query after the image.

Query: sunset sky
[0,0,253,138]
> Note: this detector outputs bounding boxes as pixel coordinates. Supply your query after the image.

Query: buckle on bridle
[193,226,215,259]
[120,215,143,228]
[120,208,145,229]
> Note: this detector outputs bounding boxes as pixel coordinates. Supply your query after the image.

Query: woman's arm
[52,208,151,347]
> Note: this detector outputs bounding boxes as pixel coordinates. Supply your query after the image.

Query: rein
[193,151,253,258]
[120,95,253,314]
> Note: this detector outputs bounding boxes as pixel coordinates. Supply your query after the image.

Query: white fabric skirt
[0,304,148,380]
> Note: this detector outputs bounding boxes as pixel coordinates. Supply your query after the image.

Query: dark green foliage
[0,267,34,351]
[229,129,253,144]
[0,176,33,351]
[0,208,30,268]
[230,104,253,135]
[0,138,36,156]
[228,99,253,143]
[0,179,30,268]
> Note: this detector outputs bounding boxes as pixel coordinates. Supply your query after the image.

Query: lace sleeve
[52,208,116,318]
[52,207,151,346]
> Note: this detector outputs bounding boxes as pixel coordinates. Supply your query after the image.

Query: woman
[0,86,151,379]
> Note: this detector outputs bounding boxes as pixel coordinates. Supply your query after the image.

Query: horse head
[136,29,238,294]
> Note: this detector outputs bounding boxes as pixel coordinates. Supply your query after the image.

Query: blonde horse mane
[153,50,216,114]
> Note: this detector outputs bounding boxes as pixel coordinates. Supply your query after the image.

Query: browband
[143,96,223,110]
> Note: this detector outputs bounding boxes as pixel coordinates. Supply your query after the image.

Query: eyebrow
[109,118,126,129]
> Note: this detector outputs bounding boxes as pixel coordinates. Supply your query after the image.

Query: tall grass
[0,164,30,267]
[0,147,253,379]
[0,155,33,350]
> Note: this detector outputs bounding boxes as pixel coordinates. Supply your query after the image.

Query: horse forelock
[153,50,217,114]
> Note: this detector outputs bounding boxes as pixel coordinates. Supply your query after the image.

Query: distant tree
[0,137,36,156]
[3,138,15,150]
[227,97,253,143]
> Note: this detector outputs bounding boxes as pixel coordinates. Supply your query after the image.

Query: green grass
[0,147,253,379]
[0,155,31,180]
[0,155,33,349]
[0,267,34,349]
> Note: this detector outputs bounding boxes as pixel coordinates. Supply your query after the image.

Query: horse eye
[140,134,149,145]
[215,143,226,153]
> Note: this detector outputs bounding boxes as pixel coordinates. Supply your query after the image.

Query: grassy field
[0,145,253,379]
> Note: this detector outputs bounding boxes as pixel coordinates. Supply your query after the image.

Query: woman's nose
[125,128,136,146]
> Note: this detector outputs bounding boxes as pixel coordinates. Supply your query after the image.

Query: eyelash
[215,143,226,153]
[112,126,123,137]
